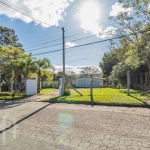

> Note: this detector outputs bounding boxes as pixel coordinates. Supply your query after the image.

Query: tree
[81,67,100,105]
[100,52,119,79]
[20,55,37,79]
[105,0,150,88]
[35,58,54,93]
[41,70,54,89]
[55,71,77,87]
[65,71,78,87]
[0,46,26,91]
[111,63,132,87]
[0,26,23,50]
[109,0,150,69]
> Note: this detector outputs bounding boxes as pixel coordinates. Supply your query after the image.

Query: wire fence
[130,72,150,90]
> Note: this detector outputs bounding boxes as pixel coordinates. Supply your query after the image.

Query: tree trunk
[8,83,11,92]
[14,76,17,92]
[41,78,44,89]
[145,72,148,85]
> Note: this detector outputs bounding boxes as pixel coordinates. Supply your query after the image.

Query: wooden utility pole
[62,27,65,96]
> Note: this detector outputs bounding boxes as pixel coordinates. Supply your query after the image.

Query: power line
[0,0,42,20]
[23,22,119,47]
[25,27,131,52]
[56,53,103,65]
[25,32,104,52]
[26,42,62,52]
[24,36,62,48]
[0,0,22,12]
[65,22,119,35]
[0,1,61,29]
[50,49,104,61]
[25,38,62,50]
[24,25,126,50]
[0,1,55,25]
[32,48,62,56]
[31,30,147,56]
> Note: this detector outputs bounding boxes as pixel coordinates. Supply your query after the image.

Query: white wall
[75,78,103,88]
[26,79,37,95]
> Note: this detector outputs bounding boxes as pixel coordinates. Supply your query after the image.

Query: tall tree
[0,26,23,50]
[35,58,54,93]
[20,55,37,79]
[100,52,119,79]
[81,67,100,98]
[0,46,26,91]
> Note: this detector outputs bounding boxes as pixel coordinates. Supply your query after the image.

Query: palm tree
[21,55,37,79]
[35,58,54,93]
[41,70,54,89]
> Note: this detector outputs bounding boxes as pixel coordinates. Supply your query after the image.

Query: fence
[130,72,150,90]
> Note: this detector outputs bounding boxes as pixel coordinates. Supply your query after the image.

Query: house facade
[74,77,105,88]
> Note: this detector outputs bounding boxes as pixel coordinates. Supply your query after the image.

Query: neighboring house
[1,71,55,91]
[74,77,105,88]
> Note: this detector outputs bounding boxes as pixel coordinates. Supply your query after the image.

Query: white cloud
[110,2,132,17]
[54,65,101,74]
[0,0,74,27]
[78,1,117,38]
[66,42,77,48]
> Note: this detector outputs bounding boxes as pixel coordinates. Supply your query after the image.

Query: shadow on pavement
[129,95,150,108]
[0,95,43,110]
[0,103,52,135]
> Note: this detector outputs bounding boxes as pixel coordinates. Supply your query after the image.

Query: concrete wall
[75,78,103,88]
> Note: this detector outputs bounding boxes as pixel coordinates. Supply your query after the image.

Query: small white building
[74,77,105,88]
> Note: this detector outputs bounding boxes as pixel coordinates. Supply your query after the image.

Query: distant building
[74,77,105,88]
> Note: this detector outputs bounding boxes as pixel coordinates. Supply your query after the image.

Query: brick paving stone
[0,102,150,150]
[79,142,90,148]
[63,139,71,146]
[70,139,81,147]
[87,143,100,150]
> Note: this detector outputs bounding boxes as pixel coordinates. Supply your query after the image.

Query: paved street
[0,100,150,150]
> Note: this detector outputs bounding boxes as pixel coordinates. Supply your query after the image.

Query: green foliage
[0,26,23,50]
[52,82,59,89]
[0,92,27,100]
[100,52,119,78]
[11,92,16,98]
[42,81,59,89]
[101,0,150,85]
[0,92,10,96]
[35,58,55,93]
[64,87,71,96]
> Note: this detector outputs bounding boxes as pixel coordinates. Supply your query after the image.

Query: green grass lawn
[0,92,27,101]
[46,88,150,106]
[0,88,53,100]
[40,88,53,95]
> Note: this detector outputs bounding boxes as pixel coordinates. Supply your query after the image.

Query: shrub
[52,82,59,89]
[0,92,11,96]
[64,87,71,96]
[11,92,16,98]
[42,81,59,89]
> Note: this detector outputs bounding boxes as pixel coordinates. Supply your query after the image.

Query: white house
[74,77,105,88]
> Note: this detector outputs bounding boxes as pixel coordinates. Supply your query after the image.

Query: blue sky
[0,0,124,73]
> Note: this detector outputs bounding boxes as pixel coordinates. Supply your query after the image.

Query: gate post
[127,71,130,96]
